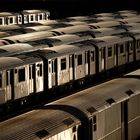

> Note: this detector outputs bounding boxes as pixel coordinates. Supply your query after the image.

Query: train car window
[6,71,10,86]
[30,15,34,21]
[37,64,43,77]
[137,40,140,49]
[0,73,2,88]
[0,18,2,25]
[119,44,124,54]
[39,14,43,20]
[91,51,95,61]
[108,47,112,57]
[18,68,25,82]
[73,126,76,132]
[93,116,97,131]
[61,58,67,70]
[29,66,33,79]
[9,17,13,24]
[52,60,55,73]
[77,54,82,65]
[18,16,22,22]
[129,42,133,51]
[85,52,88,64]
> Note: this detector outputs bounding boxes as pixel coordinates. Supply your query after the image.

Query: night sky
[0,0,139,19]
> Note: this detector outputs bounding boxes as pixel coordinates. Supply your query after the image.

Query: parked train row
[0,9,50,26]
[0,30,140,107]
[1,69,140,140]
[0,10,140,110]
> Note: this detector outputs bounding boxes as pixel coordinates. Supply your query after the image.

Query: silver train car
[0,9,50,26]
[0,33,140,107]
[0,69,140,140]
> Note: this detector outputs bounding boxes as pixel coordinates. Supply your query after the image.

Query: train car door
[101,47,106,71]
[69,54,74,81]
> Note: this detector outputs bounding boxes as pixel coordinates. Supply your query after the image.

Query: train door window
[6,71,11,86]
[129,42,133,51]
[69,55,73,68]
[30,15,34,21]
[85,52,88,64]
[91,51,95,61]
[37,63,43,77]
[39,14,43,20]
[61,58,67,70]
[52,60,55,73]
[137,40,140,49]
[108,47,112,57]
[0,73,2,88]
[93,116,97,131]
[29,65,33,79]
[119,44,124,54]
[77,54,82,65]
[18,68,25,82]
[24,15,28,22]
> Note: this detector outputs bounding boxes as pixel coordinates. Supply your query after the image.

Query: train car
[0,69,140,140]
[21,9,50,24]
[0,9,50,26]
[0,31,139,108]
[0,102,81,140]
[0,12,21,26]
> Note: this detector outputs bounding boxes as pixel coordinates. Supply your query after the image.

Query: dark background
[0,0,139,19]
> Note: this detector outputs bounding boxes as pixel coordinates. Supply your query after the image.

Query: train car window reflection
[0,73,2,88]
[108,47,112,57]
[119,44,124,54]
[77,54,82,65]
[91,51,95,61]
[61,58,66,70]
[18,68,25,82]
[128,42,133,51]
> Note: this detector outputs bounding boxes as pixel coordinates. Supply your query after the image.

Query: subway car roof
[89,21,121,28]
[0,55,41,71]
[0,43,34,57]
[48,69,140,118]
[71,35,132,48]
[0,108,80,140]
[2,31,56,42]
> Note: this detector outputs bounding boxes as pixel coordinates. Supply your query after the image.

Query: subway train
[0,31,140,109]
[0,69,140,140]
[0,9,50,26]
